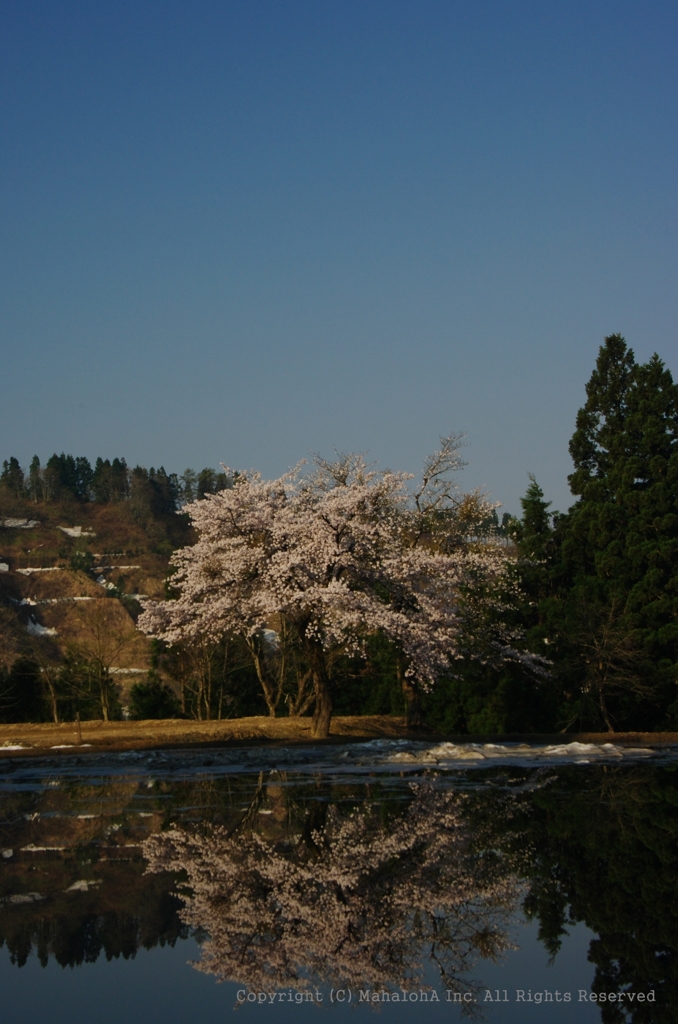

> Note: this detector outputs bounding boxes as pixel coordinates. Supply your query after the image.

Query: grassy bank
[1,716,677,757]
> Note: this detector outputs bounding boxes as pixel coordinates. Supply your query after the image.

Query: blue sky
[1,0,676,515]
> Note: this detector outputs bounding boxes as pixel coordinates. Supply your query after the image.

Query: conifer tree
[514,474,554,560]
[554,335,678,730]
[0,457,25,497]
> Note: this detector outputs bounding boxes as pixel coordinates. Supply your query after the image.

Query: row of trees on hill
[0,455,232,508]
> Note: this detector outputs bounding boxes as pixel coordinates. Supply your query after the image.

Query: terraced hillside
[0,495,193,711]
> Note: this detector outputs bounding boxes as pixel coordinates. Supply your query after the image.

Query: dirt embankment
[1,716,677,757]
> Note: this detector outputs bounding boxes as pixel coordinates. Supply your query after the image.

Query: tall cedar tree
[511,474,557,656]
[552,335,678,730]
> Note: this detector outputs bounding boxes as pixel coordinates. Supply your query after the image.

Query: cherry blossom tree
[139,451,538,737]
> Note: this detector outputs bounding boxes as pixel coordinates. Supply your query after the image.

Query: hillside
[0,494,192,708]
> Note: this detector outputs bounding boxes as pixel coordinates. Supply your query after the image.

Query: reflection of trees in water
[144,783,521,999]
[515,764,678,1024]
[0,871,186,968]
[0,772,254,970]
[3,756,677,1023]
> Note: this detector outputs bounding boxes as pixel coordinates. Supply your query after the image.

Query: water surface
[1,740,675,1022]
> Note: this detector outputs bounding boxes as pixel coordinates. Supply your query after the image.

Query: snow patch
[386,741,656,765]
[3,892,45,904]
[27,617,58,637]
[59,526,95,538]
[17,567,62,575]
[2,518,39,529]
[66,879,102,892]
[21,844,66,852]
[93,565,141,571]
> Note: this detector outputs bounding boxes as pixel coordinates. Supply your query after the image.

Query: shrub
[128,678,182,720]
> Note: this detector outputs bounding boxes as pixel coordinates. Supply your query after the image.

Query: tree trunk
[397,654,422,730]
[44,674,59,723]
[599,676,614,732]
[100,679,109,722]
[203,658,212,720]
[247,639,279,716]
[309,643,332,739]
[287,669,314,717]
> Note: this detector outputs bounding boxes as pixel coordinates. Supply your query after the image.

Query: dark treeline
[0,872,187,969]
[482,334,678,734]
[0,455,232,509]
[545,335,677,731]
[1,454,516,538]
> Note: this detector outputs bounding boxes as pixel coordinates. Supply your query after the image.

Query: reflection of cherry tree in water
[144,783,521,1001]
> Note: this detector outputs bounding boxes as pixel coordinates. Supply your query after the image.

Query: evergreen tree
[0,457,25,497]
[514,474,554,559]
[511,474,557,655]
[92,457,129,502]
[28,455,42,501]
[0,659,46,723]
[128,677,182,719]
[180,468,198,503]
[196,467,231,499]
[552,335,678,730]
[44,453,93,501]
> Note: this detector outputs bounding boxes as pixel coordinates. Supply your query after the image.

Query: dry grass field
[0,714,412,755]
[1,715,677,757]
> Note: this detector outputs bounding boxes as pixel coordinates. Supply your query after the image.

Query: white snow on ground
[26,617,58,637]
[0,563,8,572]
[11,596,96,605]
[109,668,146,674]
[385,741,656,765]
[2,518,39,528]
[21,844,66,852]
[93,565,141,571]
[59,526,95,538]
[66,879,102,892]
[1,743,26,750]
[2,850,13,859]
[2,893,46,904]
[17,567,62,575]
[96,575,117,590]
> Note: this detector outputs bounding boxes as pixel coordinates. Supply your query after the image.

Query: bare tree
[566,598,653,732]
[69,601,140,721]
